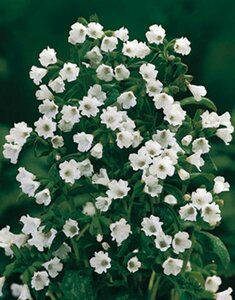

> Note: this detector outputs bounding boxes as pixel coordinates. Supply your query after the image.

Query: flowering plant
[1,15,234,299]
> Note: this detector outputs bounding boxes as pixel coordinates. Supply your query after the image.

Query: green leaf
[195,231,230,271]
[180,97,217,112]
[79,40,93,60]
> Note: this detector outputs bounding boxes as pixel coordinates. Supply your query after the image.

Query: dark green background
[0,0,235,297]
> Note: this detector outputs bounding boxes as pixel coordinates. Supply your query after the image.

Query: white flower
[43,257,63,278]
[201,111,220,129]
[188,84,207,101]
[78,159,94,177]
[110,218,132,246]
[141,215,163,237]
[61,105,80,124]
[164,195,177,205]
[179,204,197,222]
[122,40,139,58]
[136,41,151,58]
[116,131,134,148]
[35,188,51,206]
[131,131,143,148]
[149,156,175,179]
[205,275,222,293]
[129,152,151,171]
[95,196,112,212]
[88,84,107,104]
[52,242,71,259]
[51,135,64,149]
[127,256,141,273]
[153,93,174,110]
[143,175,163,197]
[20,215,41,235]
[6,122,32,146]
[28,227,57,251]
[107,179,130,199]
[152,129,176,148]
[35,84,53,100]
[63,219,79,238]
[146,24,166,45]
[213,176,230,194]
[216,127,234,145]
[79,96,100,117]
[39,99,59,118]
[215,287,233,300]
[89,251,111,274]
[92,168,110,186]
[0,277,5,297]
[91,143,103,159]
[178,169,190,181]
[3,143,21,164]
[59,159,81,184]
[87,22,104,39]
[181,135,193,146]
[186,151,204,171]
[162,257,183,276]
[59,62,79,82]
[114,64,130,81]
[192,137,210,154]
[31,271,49,291]
[11,283,32,300]
[191,188,212,209]
[48,76,65,93]
[101,36,118,52]
[144,140,162,157]
[146,79,163,97]
[34,116,56,139]
[86,46,103,66]
[68,22,87,44]
[96,64,114,82]
[73,132,93,152]
[172,231,192,254]
[58,119,74,132]
[139,63,158,81]
[174,37,191,55]
[117,91,136,109]
[114,27,129,42]
[155,233,172,252]
[16,167,40,197]
[0,226,26,256]
[100,107,123,130]
[29,66,47,85]
[11,283,22,298]
[82,202,96,216]
[39,46,57,67]
[201,203,221,225]
[163,102,186,126]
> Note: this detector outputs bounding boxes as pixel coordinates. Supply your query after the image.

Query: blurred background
[0,0,235,295]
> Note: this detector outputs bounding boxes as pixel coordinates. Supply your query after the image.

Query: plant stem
[148,271,160,300]
[47,291,57,300]
[71,238,80,265]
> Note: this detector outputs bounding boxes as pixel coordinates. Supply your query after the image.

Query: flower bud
[181,135,193,146]
[178,169,190,181]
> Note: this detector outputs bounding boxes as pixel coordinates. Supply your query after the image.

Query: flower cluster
[1,16,233,299]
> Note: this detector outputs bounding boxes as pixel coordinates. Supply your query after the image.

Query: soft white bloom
[79,95,100,117]
[186,151,204,171]
[127,256,141,273]
[63,219,79,238]
[146,79,163,97]
[28,227,57,251]
[48,76,65,93]
[143,175,163,197]
[149,156,175,179]
[20,215,41,235]
[188,84,207,101]
[0,226,27,256]
[16,167,40,197]
[201,111,220,129]
[96,64,114,82]
[43,257,63,278]
[152,129,176,148]
[216,127,234,145]
[77,158,94,177]
[59,62,79,82]
[141,215,163,237]
[89,251,111,274]
[100,106,123,130]
[117,91,136,109]
[131,131,143,148]
[155,233,172,252]
[6,122,32,146]
[110,218,132,246]
[92,168,110,186]
[58,119,74,132]
[34,116,56,139]
[101,242,110,251]
[11,283,22,298]
[31,271,49,291]
[86,46,103,66]
[139,63,158,81]
[114,27,129,41]
[107,179,130,199]
[122,40,139,58]
[3,143,21,164]
[213,176,230,194]
[87,22,104,39]
[88,84,107,104]
[61,105,80,124]
[59,159,81,184]
[136,41,151,58]
[201,203,221,225]
[154,93,174,110]
[205,275,222,293]
[39,47,57,67]
[179,204,197,222]
[178,169,190,181]
[172,231,192,254]
[129,152,152,171]
[144,140,162,158]
[192,137,210,154]
[174,37,191,55]
[191,188,212,210]
[35,84,53,101]
[91,143,103,159]
[146,24,166,45]
[95,196,112,212]
[39,99,58,118]
[52,242,71,259]
[116,131,134,148]
[114,64,130,81]
[51,135,64,149]
[73,132,93,152]
[82,202,96,216]
[35,188,51,206]
[11,283,32,300]
[215,287,233,300]
[164,195,177,205]
[29,66,47,85]
[163,102,186,126]
[101,36,118,52]
[181,134,193,146]
[68,22,87,44]
[162,257,183,276]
